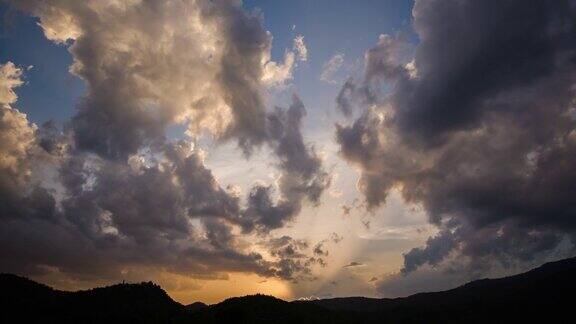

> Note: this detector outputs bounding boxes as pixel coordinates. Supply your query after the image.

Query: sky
[1,0,575,304]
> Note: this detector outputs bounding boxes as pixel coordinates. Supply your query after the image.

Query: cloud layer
[336,0,576,275]
[0,0,329,285]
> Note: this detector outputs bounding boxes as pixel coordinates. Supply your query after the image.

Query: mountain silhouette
[2,256,575,323]
[0,274,184,323]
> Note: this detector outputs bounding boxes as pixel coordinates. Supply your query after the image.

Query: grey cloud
[242,185,297,232]
[267,235,309,251]
[268,236,308,260]
[313,241,329,257]
[243,95,331,232]
[335,78,356,117]
[0,0,330,286]
[334,32,411,118]
[362,220,370,230]
[398,0,576,144]
[0,135,311,281]
[264,236,331,275]
[213,1,270,153]
[336,0,576,275]
[341,204,355,217]
[0,59,326,285]
[7,0,330,231]
[265,235,325,281]
[364,34,412,83]
[343,261,363,268]
[268,95,325,185]
[402,230,456,274]
[7,0,291,160]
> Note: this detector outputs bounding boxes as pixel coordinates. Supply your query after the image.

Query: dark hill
[2,256,576,323]
[183,294,344,323]
[0,274,185,323]
[310,256,576,323]
[186,301,208,312]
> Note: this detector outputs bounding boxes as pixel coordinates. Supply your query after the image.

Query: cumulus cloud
[293,35,308,62]
[261,35,307,88]
[0,62,48,223]
[0,0,329,286]
[320,53,344,84]
[261,50,296,88]
[336,0,576,276]
[262,36,308,88]
[0,62,23,105]
[7,0,303,158]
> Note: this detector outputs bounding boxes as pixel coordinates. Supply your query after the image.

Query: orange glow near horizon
[167,273,293,305]
[29,268,293,305]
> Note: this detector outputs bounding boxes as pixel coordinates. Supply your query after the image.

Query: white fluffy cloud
[0,62,38,188]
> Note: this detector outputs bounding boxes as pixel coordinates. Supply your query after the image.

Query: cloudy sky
[1,0,575,304]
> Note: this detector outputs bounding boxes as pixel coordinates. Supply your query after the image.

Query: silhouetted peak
[186,301,208,312]
[0,273,53,290]
[2,256,576,323]
[223,293,285,303]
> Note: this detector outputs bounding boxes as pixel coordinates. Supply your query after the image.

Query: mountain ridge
[1,256,575,323]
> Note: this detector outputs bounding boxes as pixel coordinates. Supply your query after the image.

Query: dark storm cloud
[400,0,576,144]
[336,0,576,274]
[401,230,456,274]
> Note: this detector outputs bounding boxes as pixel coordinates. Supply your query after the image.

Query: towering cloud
[0,62,49,223]
[7,0,303,159]
[0,0,329,285]
[336,0,576,274]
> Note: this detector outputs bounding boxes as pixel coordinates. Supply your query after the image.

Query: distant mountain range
[2,256,575,323]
